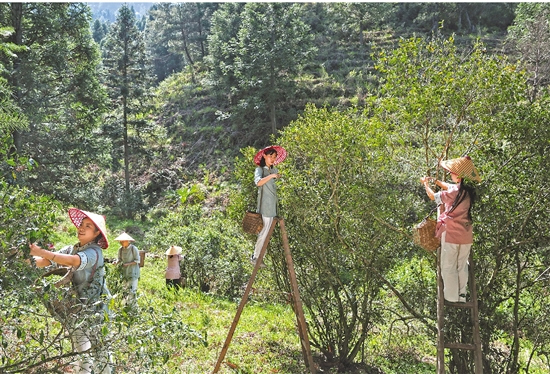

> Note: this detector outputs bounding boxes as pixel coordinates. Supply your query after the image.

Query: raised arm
[29,243,81,268]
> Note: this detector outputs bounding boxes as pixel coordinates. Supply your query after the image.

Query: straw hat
[68,208,109,249]
[253,145,287,166]
[166,245,182,255]
[440,156,481,183]
[114,232,135,242]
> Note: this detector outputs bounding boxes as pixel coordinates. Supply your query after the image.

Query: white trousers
[72,328,112,374]
[253,216,274,259]
[440,231,472,302]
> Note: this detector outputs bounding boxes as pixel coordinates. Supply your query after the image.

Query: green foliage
[227,34,550,371]
[0,3,109,208]
[272,105,409,366]
[507,3,550,100]
[146,3,218,82]
[372,34,523,174]
[101,4,157,218]
[208,3,316,139]
[371,35,550,373]
[227,146,259,219]
[326,3,396,43]
[144,201,250,298]
[3,3,550,372]
[0,183,63,371]
[0,182,61,285]
[0,27,27,135]
[388,3,516,34]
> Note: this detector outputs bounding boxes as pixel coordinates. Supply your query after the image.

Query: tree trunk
[179,25,196,84]
[122,33,131,218]
[270,23,277,135]
[123,96,130,199]
[508,250,522,373]
[10,3,23,154]
[196,3,206,58]
[464,8,473,32]
[270,101,276,135]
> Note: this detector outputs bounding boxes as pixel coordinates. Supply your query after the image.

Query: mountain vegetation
[1,2,550,373]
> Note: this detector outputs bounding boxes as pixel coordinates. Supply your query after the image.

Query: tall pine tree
[146,3,217,83]
[0,3,108,206]
[209,3,315,137]
[102,4,153,218]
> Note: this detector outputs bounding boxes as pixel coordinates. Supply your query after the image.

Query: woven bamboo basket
[413,218,440,252]
[42,266,74,287]
[242,211,263,235]
[38,267,82,319]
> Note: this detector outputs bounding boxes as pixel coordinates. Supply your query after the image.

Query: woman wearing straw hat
[28,208,112,374]
[114,232,140,306]
[420,156,481,303]
[165,245,184,289]
[251,145,287,267]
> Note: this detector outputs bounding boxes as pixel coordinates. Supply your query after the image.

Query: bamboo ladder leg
[212,218,278,374]
[468,252,483,374]
[437,245,446,374]
[437,249,483,374]
[279,218,316,374]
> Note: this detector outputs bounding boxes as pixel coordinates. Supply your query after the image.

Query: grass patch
[109,255,310,373]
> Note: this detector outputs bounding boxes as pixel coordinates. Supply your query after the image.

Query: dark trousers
[166,278,182,290]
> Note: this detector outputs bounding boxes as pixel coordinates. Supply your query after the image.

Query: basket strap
[256,168,265,214]
[89,247,100,282]
[259,168,264,213]
[423,204,440,221]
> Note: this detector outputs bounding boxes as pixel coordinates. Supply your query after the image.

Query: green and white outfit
[54,242,112,374]
[117,244,140,304]
[253,165,278,259]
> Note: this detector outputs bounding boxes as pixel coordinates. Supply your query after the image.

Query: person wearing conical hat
[420,156,481,303]
[165,246,184,290]
[251,145,287,268]
[28,208,112,374]
[114,232,140,306]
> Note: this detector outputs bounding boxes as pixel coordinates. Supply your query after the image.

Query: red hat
[253,145,287,166]
[68,208,109,249]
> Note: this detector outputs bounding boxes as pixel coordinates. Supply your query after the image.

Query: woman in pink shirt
[165,246,184,290]
[420,156,481,302]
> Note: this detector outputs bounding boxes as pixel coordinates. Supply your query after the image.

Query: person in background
[114,232,140,306]
[165,245,184,290]
[420,156,481,303]
[28,208,112,374]
[251,145,287,267]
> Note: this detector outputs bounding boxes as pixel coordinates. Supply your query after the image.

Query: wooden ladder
[436,249,483,374]
[212,217,316,374]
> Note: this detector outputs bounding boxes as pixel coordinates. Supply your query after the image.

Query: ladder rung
[444,300,475,308]
[444,342,476,350]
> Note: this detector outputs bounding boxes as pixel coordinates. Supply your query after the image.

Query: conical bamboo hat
[440,156,481,183]
[166,246,182,255]
[114,232,135,242]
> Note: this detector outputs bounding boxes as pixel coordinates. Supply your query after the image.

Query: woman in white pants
[421,156,481,302]
[115,232,140,306]
[251,145,287,267]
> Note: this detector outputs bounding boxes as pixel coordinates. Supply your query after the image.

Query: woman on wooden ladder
[251,145,287,267]
[420,156,481,303]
